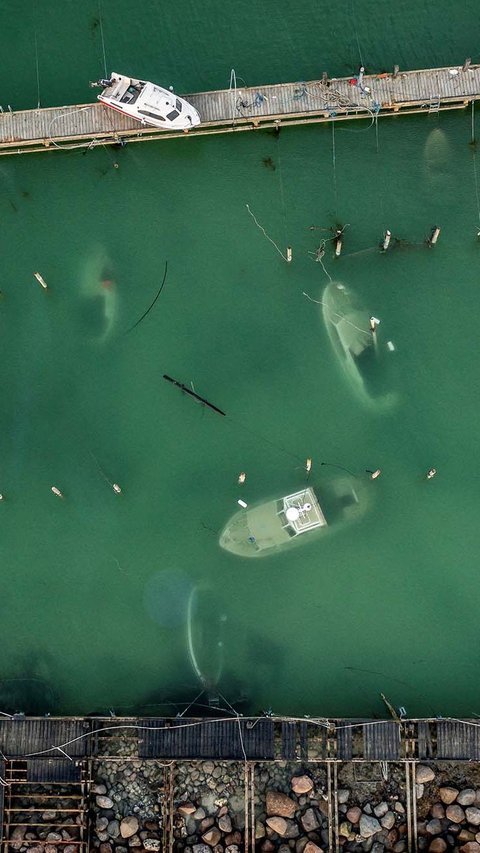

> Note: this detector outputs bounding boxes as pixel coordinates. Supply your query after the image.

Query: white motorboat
[93,73,201,131]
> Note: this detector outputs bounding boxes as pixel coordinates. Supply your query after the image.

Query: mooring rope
[245,204,288,261]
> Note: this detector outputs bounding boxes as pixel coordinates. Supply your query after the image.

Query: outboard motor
[89,78,113,89]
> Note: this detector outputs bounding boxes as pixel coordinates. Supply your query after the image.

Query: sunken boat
[219,476,364,559]
[322,281,397,408]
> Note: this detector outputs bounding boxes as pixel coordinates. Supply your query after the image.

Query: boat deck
[0,63,479,155]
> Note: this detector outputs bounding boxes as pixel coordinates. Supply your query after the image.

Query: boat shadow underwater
[321,281,398,411]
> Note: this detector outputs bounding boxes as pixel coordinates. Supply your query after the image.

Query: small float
[92,73,201,131]
[219,476,364,559]
[322,281,397,408]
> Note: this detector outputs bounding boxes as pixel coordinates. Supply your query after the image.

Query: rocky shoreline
[6,758,480,853]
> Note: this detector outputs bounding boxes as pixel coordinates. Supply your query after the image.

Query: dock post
[393,64,399,78]
[322,71,328,85]
[463,57,472,72]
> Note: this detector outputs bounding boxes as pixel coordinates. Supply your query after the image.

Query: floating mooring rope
[245,204,289,262]
[126,261,168,333]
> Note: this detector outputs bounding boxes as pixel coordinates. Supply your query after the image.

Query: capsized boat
[322,281,397,408]
[219,477,364,559]
[186,586,226,694]
[93,73,201,130]
[79,246,118,342]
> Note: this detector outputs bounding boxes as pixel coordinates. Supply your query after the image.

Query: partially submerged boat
[322,281,397,408]
[219,478,364,558]
[93,73,200,131]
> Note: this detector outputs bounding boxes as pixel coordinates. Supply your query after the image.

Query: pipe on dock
[428,226,441,246]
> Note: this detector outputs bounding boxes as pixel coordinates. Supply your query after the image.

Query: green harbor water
[1,0,480,718]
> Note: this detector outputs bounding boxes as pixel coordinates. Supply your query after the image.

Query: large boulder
[120,817,139,839]
[467,808,480,826]
[446,804,465,823]
[266,791,297,819]
[291,776,314,795]
[416,766,435,784]
[266,817,288,837]
[359,815,381,838]
[459,791,477,807]
[202,828,222,847]
[347,807,362,824]
[439,787,459,805]
[96,796,114,809]
[303,843,323,853]
[429,840,447,853]
[301,809,321,832]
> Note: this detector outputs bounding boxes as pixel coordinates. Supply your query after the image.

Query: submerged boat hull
[322,281,397,409]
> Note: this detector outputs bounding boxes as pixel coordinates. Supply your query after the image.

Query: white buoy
[426,468,437,480]
[51,486,64,498]
[238,472,246,484]
[112,483,122,494]
[387,340,395,352]
[34,272,48,290]
[237,499,248,508]
[428,226,441,246]
[0,494,4,501]
[286,246,292,263]
[305,458,312,473]
[370,469,382,480]
[382,229,391,251]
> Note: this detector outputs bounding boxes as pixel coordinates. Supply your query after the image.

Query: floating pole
[387,340,395,352]
[163,374,226,416]
[33,272,48,290]
[286,246,292,263]
[382,229,391,251]
[112,483,122,494]
[51,486,64,498]
[428,226,441,246]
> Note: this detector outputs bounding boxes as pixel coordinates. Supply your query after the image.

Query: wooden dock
[0,715,479,762]
[1,62,480,155]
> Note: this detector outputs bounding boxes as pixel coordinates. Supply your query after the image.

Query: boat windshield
[138,109,166,122]
[166,109,180,120]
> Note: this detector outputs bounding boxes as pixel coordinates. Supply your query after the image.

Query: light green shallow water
[0,1,480,717]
